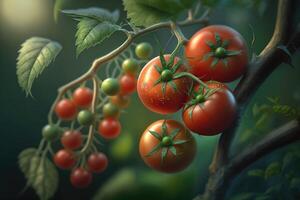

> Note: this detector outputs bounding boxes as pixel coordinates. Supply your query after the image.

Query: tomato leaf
[264,162,281,179]
[247,169,264,177]
[17,37,62,96]
[148,130,162,140]
[19,148,59,200]
[63,8,120,56]
[123,0,194,27]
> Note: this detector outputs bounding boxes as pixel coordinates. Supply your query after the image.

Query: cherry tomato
[73,87,93,108]
[182,82,237,135]
[137,55,191,114]
[185,25,248,82]
[55,99,77,120]
[109,95,130,108]
[88,152,108,173]
[135,42,153,59]
[103,103,120,118]
[119,74,136,95]
[77,110,94,126]
[42,124,61,141]
[70,168,92,188]
[139,119,196,173]
[61,130,82,150]
[54,149,76,169]
[101,78,120,96]
[122,58,139,74]
[98,118,121,139]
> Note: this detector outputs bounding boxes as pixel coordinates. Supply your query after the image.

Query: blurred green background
[0,0,299,199]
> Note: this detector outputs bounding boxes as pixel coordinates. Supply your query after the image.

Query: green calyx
[196,94,206,103]
[203,33,241,68]
[153,43,184,95]
[145,120,189,163]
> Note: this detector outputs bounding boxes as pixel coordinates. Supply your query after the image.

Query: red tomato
[53,149,76,169]
[185,25,248,82]
[55,99,77,120]
[110,95,130,108]
[88,152,108,173]
[73,87,93,108]
[182,82,237,135]
[119,74,136,95]
[61,130,82,150]
[98,118,121,139]
[137,55,191,114]
[70,168,92,188]
[139,119,196,173]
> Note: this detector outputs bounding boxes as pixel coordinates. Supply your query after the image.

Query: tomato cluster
[40,43,151,188]
[137,25,247,173]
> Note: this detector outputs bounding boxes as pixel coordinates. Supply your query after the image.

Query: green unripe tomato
[122,58,139,74]
[101,78,120,96]
[135,42,153,59]
[42,124,61,141]
[103,103,120,118]
[77,110,94,126]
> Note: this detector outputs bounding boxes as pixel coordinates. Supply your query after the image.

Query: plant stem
[174,72,209,89]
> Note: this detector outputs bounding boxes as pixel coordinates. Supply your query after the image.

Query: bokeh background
[0,0,299,199]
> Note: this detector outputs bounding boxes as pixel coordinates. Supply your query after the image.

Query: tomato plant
[42,124,61,141]
[101,78,120,96]
[61,130,82,150]
[182,82,237,135]
[185,25,248,82]
[98,118,121,139]
[122,58,139,75]
[77,110,94,126]
[119,74,137,95]
[139,119,196,173]
[55,99,77,120]
[53,149,76,169]
[135,42,153,59]
[137,54,192,114]
[88,152,108,173]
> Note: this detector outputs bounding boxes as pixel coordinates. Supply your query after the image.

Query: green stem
[173,72,209,89]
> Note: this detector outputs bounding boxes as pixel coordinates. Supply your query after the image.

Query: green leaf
[54,0,69,22]
[62,7,119,23]
[264,162,281,179]
[154,64,163,73]
[148,130,162,140]
[169,128,180,139]
[123,0,189,27]
[75,19,120,56]
[247,169,264,177]
[169,146,176,155]
[214,33,222,46]
[205,40,215,49]
[146,143,162,157]
[17,37,62,96]
[19,148,58,200]
[222,40,229,48]
[159,51,167,67]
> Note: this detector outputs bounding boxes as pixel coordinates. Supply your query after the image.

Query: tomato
[42,124,61,141]
[77,110,94,126]
[61,130,82,150]
[88,152,108,173]
[137,55,191,114]
[98,118,121,139]
[119,74,136,95]
[182,82,237,135]
[70,168,92,188]
[185,25,248,82]
[103,103,120,118]
[73,87,93,108]
[109,95,130,108]
[139,119,196,173]
[101,78,120,96]
[55,99,77,120]
[122,58,139,74]
[135,42,153,59]
[54,149,76,169]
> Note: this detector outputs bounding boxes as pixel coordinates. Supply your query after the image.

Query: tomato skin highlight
[88,152,108,173]
[137,55,192,114]
[98,118,121,139]
[61,130,82,150]
[119,74,136,95]
[55,99,77,120]
[73,87,93,108]
[139,119,196,173]
[185,25,248,82]
[70,168,92,188]
[53,149,76,169]
[182,83,237,135]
